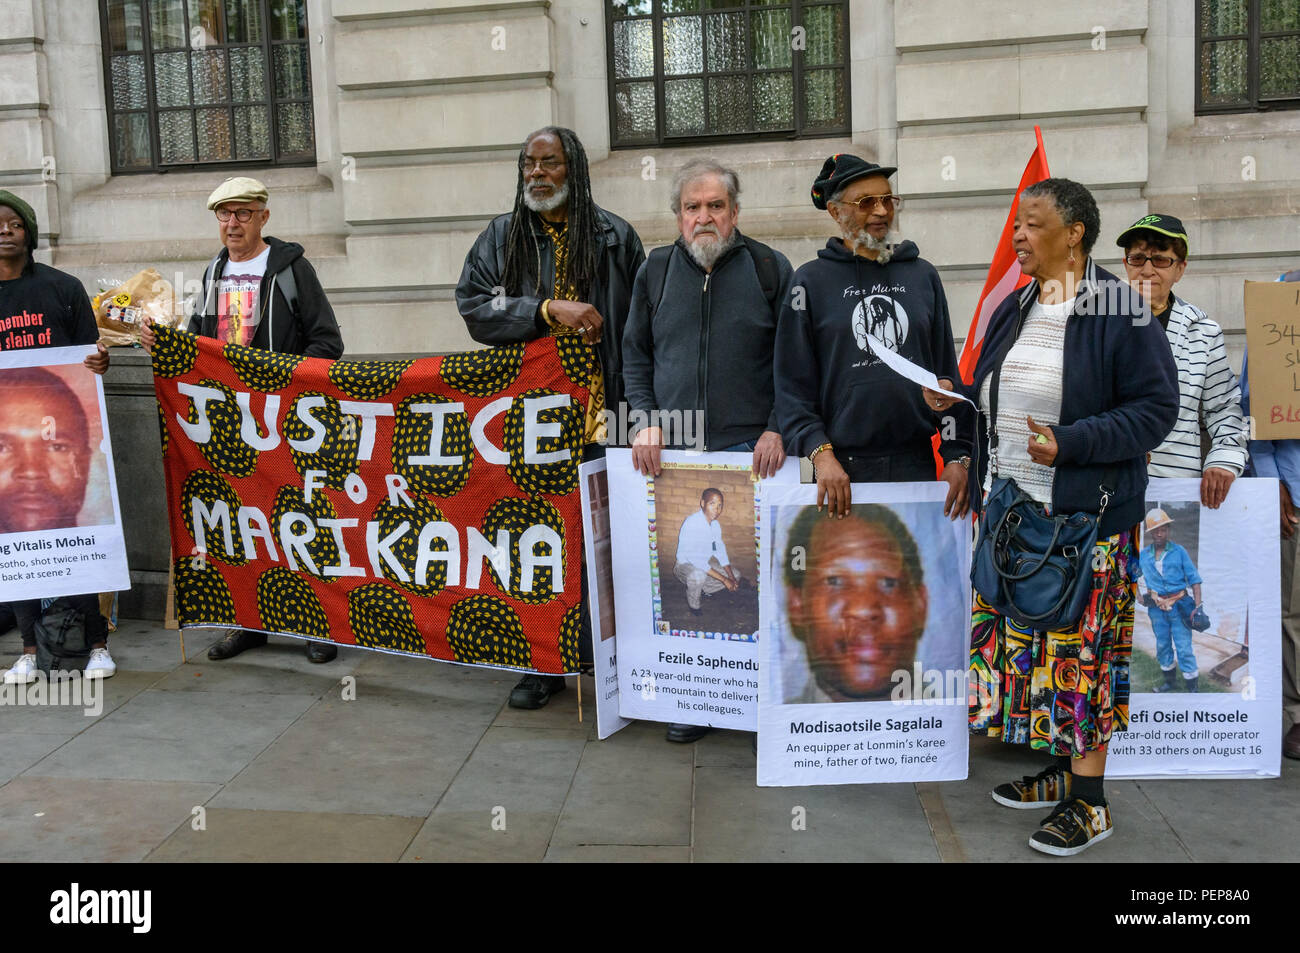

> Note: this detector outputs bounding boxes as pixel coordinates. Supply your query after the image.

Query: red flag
[957,126,1050,384]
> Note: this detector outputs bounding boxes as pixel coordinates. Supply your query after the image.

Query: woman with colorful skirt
[926,178,1179,855]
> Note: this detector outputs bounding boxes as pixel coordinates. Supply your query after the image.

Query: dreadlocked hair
[502,126,601,302]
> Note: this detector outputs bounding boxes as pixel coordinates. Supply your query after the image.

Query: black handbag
[1176,596,1212,632]
[971,339,1113,630]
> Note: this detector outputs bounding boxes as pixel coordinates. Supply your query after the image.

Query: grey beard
[686,228,739,271]
[840,222,896,264]
[523,180,570,214]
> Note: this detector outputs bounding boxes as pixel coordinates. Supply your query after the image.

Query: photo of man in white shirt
[673,488,745,617]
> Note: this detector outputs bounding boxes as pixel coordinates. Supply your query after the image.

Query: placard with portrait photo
[757,481,970,786]
[0,345,129,601]
[1108,477,1281,779]
[608,449,798,730]
[580,458,630,739]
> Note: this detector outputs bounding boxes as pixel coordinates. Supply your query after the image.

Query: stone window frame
[98,0,317,173]
[604,0,852,149]
[1196,0,1300,114]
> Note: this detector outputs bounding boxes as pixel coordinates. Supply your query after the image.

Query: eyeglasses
[215,208,261,223]
[1124,253,1181,269]
[834,194,903,213]
[520,157,564,174]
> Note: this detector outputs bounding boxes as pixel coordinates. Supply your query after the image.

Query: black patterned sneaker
[991,764,1071,809]
[1029,798,1113,856]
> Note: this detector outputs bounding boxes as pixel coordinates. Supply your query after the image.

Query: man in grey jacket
[622,157,792,742]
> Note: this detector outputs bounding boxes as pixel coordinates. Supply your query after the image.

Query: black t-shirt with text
[0,262,99,352]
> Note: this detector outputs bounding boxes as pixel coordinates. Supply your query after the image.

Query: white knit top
[980,298,1070,505]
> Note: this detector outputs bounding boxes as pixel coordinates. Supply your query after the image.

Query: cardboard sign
[1243,280,1300,439]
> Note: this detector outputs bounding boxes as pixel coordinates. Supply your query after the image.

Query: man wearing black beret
[775,155,971,519]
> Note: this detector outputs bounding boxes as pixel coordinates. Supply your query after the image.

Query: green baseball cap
[1116,213,1188,253]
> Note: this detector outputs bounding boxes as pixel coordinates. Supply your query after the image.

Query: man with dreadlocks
[456,126,645,709]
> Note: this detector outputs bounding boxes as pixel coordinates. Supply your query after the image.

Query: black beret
[811,154,897,210]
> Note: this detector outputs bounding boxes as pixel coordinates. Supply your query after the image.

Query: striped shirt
[1147,295,1248,478]
[979,298,1069,504]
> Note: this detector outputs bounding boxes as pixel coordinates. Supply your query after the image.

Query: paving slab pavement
[1,619,1297,863]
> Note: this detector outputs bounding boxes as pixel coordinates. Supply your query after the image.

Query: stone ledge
[333,0,549,21]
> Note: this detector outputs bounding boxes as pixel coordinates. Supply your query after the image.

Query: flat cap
[206,176,269,210]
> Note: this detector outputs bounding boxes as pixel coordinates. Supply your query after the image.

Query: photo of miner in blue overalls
[1137,508,1204,692]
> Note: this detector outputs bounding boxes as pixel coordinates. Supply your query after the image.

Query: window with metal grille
[606,0,851,148]
[100,0,316,172]
[1197,0,1300,113]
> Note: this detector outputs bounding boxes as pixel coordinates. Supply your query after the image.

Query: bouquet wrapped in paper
[93,268,181,346]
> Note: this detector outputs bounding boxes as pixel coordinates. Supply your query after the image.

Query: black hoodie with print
[775,238,970,463]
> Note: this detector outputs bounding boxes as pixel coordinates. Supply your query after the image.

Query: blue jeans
[1148,595,1199,676]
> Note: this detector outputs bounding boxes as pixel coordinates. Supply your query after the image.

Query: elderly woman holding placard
[927,178,1178,855]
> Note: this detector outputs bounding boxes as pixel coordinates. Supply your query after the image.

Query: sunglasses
[833,195,904,213]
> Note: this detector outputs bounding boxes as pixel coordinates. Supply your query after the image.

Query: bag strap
[648,238,779,315]
[740,234,781,307]
[276,263,299,318]
[646,245,674,316]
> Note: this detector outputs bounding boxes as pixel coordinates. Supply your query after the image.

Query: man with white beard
[622,157,792,744]
[775,154,971,521]
[456,126,644,710]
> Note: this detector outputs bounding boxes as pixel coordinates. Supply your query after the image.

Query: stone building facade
[2,1,1297,613]
[3,0,1297,358]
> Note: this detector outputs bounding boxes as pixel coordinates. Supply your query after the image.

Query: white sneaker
[4,653,38,684]
[84,647,117,679]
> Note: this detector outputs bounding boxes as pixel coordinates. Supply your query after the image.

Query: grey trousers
[674,558,741,610]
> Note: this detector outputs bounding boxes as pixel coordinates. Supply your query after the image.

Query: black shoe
[1029,797,1113,856]
[306,641,338,663]
[689,606,703,617]
[665,723,713,744]
[207,630,267,661]
[508,674,567,709]
[1183,674,1199,692]
[1154,668,1180,693]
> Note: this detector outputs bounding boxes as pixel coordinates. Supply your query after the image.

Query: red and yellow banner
[153,325,591,674]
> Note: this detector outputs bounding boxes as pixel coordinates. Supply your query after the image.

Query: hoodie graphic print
[775,238,968,462]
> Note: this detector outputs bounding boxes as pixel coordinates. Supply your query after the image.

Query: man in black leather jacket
[455,126,644,709]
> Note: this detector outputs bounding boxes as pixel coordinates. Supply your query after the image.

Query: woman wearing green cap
[0,189,117,684]
[1117,213,1248,508]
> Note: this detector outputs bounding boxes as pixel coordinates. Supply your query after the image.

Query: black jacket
[455,206,645,421]
[622,233,793,449]
[962,258,1179,538]
[775,238,970,462]
[187,236,343,358]
[0,260,98,350]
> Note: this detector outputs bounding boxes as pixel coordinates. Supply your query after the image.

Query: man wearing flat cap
[143,175,344,663]
[0,189,117,686]
[774,155,970,519]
